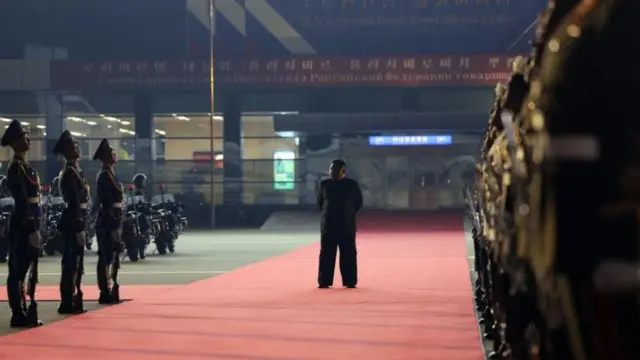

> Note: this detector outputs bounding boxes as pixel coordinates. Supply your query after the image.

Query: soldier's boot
[72,290,88,314]
[58,270,81,314]
[8,280,31,327]
[97,262,113,304]
[110,283,122,304]
[73,260,88,313]
[9,309,29,328]
[26,302,43,327]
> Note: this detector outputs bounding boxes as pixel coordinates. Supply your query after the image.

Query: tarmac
[0,211,484,357]
[0,229,320,336]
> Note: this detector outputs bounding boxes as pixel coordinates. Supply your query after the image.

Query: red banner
[50,55,516,90]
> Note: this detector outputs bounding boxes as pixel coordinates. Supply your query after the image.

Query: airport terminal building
[0,0,543,226]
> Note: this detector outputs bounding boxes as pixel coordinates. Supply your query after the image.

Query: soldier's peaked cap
[0,119,26,148]
[92,138,112,161]
[52,130,74,155]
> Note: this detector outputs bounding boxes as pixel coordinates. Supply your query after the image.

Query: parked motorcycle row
[0,173,188,263]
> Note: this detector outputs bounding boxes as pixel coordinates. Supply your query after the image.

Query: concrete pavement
[0,229,320,335]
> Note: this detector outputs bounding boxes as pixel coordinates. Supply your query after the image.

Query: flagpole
[208,0,216,228]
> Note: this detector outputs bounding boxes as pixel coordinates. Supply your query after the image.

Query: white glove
[28,231,42,249]
[111,229,122,243]
[75,231,86,247]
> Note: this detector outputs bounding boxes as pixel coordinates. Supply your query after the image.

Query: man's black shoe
[98,292,112,304]
[345,285,356,289]
[318,285,330,289]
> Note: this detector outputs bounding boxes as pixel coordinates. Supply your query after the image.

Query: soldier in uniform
[1,119,43,327]
[316,159,363,289]
[520,0,640,358]
[54,130,89,315]
[93,138,124,304]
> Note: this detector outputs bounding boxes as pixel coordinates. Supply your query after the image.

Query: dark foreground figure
[470,1,640,359]
[316,159,363,289]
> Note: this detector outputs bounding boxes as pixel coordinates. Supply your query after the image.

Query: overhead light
[119,128,135,135]
[0,117,12,123]
[70,131,86,137]
[277,131,296,138]
[155,129,166,136]
[67,116,101,126]
[100,115,129,125]
[36,125,45,129]
[171,114,190,121]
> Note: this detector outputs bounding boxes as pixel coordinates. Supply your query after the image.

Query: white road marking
[208,240,315,244]
[0,270,229,277]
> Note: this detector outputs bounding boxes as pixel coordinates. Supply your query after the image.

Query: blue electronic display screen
[368,135,452,147]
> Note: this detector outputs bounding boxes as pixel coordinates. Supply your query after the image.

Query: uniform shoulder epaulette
[8,158,27,177]
[6,161,18,178]
[62,165,82,183]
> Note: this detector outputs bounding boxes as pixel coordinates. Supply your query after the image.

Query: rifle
[25,232,40,324]
[110,238,121,302]
[25,255,38,322]
[25,185,51,324]
[73,215,85,311]
[121,184,141,261]
[157,183,175,247]
[111,182,127,303]
[111,185,136,300]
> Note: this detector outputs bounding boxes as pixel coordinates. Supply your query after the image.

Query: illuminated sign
[368,135,452,146]
[273,150,296,190]
[50,55,517,90]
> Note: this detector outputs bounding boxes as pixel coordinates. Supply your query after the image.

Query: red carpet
[0,213,482,360]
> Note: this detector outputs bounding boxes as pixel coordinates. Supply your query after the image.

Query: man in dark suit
[316,159,363,289]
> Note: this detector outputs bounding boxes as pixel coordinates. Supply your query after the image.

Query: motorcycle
[85,201,97,250]
[121,185,153,262]
[41,185,65,256]
[151,184,187,245]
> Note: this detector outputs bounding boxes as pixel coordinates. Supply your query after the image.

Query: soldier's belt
[549,135,599,161]
[112,202,123,208]
[65,202,90,209]
[27,196,40,204]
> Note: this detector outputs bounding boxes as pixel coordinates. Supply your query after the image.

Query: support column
[134,93,156,188]
[222,92,243,205]
[402,88,421,112]
[297,135,309,204]
[36,93,64,184]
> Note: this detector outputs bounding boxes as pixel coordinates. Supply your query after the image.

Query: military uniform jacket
[6,156,41,234]
[59,163,90,233]
[317,177,363,235]
[96,168,124,231]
